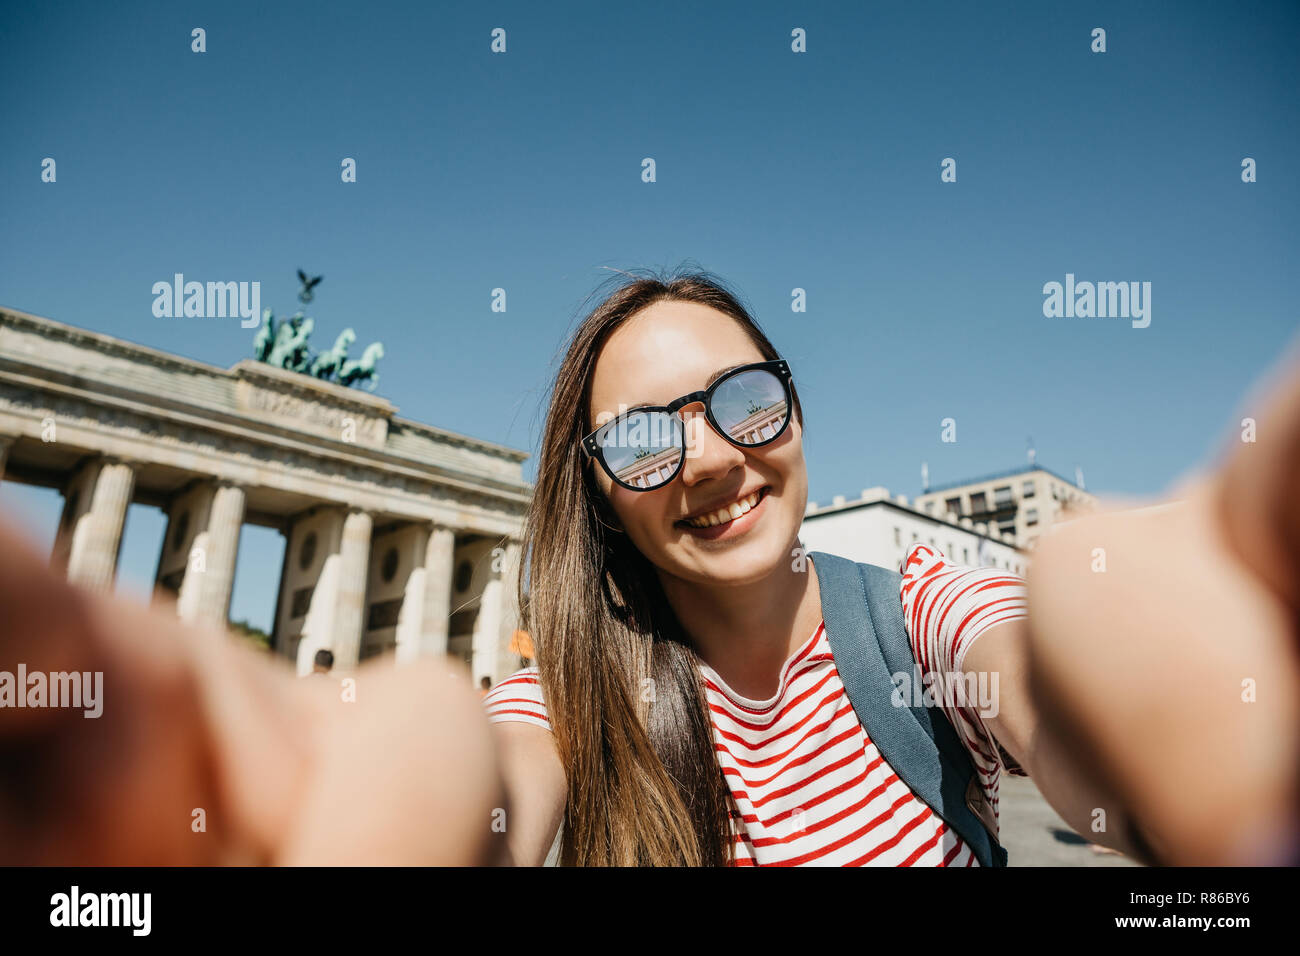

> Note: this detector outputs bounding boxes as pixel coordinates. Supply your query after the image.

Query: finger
[181,626,314,863]
[0,517,110,716]
[0,593,216,864]
[1213,341,1300,610]
[277,657,504,865]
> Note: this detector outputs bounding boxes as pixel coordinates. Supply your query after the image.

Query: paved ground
[999,773,1141,867]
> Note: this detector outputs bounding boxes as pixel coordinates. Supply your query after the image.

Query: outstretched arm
[1016,350,1300,865]
[949,347,1300,865]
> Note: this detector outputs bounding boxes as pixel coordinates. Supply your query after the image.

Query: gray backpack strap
[808,550,1007,867]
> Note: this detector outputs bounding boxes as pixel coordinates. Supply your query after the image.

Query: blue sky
[2,0,1297,629]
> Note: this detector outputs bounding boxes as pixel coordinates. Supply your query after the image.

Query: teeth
[685,490,763,528]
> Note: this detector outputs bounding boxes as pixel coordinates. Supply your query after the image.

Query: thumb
[1213,339,1300,612]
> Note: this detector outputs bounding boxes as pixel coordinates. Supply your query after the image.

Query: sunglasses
[581,358,794,492]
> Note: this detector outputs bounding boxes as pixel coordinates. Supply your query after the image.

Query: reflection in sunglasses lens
[711,369,788,445]
[600,410,683,488]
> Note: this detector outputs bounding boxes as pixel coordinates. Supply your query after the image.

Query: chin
[687,530,792,584]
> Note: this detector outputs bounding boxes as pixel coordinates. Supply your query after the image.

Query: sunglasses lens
[598,410,683,488]
[710,369,789,445]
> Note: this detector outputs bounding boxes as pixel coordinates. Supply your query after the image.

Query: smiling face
[586,299,808,587]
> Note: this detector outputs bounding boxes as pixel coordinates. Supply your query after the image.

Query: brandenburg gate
[0,306,532,683]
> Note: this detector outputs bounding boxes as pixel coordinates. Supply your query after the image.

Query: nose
[676,402,745,485]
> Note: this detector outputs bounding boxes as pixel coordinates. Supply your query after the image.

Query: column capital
[210,476,251,493]
[97,453,142,473]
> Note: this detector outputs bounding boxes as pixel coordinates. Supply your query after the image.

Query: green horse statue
[309,328,356,380]
[338,342,385,391]
[252,309,276,361]
[265,312,314,372]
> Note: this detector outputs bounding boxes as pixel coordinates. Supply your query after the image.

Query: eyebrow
[626,363,747,411]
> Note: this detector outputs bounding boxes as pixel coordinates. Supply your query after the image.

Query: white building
[912,467,1095,551]
[0,306,530,684]
[799,486,1027,576]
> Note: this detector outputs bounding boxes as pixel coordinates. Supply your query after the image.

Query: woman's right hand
[0,517,506,865]
[1024,347,1300,865]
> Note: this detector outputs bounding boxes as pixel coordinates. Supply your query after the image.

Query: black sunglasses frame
[580,358,794,492]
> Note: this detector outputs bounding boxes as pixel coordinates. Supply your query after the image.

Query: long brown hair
[520,266,805,865]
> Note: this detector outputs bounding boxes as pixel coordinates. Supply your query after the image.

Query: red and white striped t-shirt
[483,543,1028,866]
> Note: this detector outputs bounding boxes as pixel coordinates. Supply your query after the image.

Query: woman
[485,268,1153,866]
[2,268,1297,866]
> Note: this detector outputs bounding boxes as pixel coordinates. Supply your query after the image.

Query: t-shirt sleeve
[897,543,1030,830]
[482,666,552,732]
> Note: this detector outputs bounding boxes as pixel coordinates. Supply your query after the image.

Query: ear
[595,495,626,533]
[584,462,626,533]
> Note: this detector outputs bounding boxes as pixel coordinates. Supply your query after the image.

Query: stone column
[179,482,247,628]
[472,539,522,684]
[67,459,136,593]
[329,508,373,671]
[419,523,456,658]
[494,540,524,676]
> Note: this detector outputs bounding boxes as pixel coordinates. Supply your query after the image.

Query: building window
[999,521,1016,537]
[911,531,919,542]
[945,497,962,516]
[893,527,901,546]
[61,491,81,531]
[924,501,935,515]
[970,492,987,513]
[993,486,1013,508]
[1022,480,1035,498]
[172,510,190,553]
[299,531,318,571]
[1026,508,1039,526]
[290,586,314,618]
[380,547,400,583]
[963,548,970,563]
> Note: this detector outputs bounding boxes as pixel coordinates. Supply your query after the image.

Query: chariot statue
[250,271,384,392]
